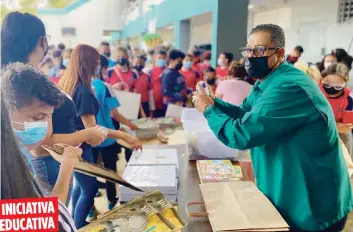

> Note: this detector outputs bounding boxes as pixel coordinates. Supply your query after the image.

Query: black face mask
[323,86,342,95]
[118,58,129,66]
[104,52,111,58]
[135,65,144,72]
[207,78,216,85]
[175,62,183,70]
[245,54,277,79]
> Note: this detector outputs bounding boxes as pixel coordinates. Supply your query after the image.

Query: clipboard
[42,144,143,192]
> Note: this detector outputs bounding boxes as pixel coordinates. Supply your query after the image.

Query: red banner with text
[0,197,59,231]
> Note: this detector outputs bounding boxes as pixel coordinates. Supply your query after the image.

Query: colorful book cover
[197,160,242,183]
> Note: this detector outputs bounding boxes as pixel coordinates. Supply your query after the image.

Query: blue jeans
[31,155,73,206]
[71,148,98,229]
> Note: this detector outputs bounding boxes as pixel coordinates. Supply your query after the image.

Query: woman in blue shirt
[58,45,142,228]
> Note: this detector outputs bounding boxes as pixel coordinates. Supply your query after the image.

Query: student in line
[1,62,74,204]
[133,54,155,118]
[49,49,66,78]
[58,44,142,228]
[204,67,218,94]
[216,51,233,81]
[150,49,168,118]
[1,12,107,207]
[320,63,353,155]
[108,46,136,92]
[216,61,253,106]
[316,54,337,74]
[200,50,211,74]
[88,55,140,219]
[39,56,54,76]
[63,48,73,68]
[99,54,137,165]
[179,53,200,91]
[1,93,79,232]
[191,50,203,80]
[286,45,304,65]
[161,49,189,109]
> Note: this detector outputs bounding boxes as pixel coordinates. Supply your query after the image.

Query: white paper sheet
[113,90,141,120]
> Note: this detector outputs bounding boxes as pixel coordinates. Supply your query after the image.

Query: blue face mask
[63,59,69,68]
[156,59,166,68]
[48,66,58,77]
[183,61,192,69]
[12,121,48,146]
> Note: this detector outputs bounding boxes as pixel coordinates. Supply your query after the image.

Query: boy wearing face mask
[320,63,353,154]
[150,49,168,117]
[133,55,155,118]
[204,67,218,94]
[161,49,189,110]
[108,46,136,92]
[180,53,200,91]
[216,52,233,81]
[62,48,72,68]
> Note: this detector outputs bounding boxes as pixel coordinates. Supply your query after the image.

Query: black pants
[153,108,166,118]
[92,143,121,201]
[290,216,347,232]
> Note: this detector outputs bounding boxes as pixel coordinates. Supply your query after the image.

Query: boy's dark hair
[157,49,167,56]
[222,52,234,63]
[52,49,62,58]
[147,49,154,56]
[57,43,66,51]
[168,49,185,61]
[135,54,147,62]
[1,62,64,110]
[294,45,304,54]
[205,67,216,73]
[100,41,110,47]
[100,54,109,69]
[192,50,201,57]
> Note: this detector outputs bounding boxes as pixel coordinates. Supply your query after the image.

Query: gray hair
[250,24,285,48]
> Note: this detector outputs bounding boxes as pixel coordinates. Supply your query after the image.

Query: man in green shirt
[193,24,353,231]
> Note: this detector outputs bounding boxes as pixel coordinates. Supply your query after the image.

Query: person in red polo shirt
[320,63,353,154]
[150,49,167,118]
[192,50,203,79]
[108,46,136,92]
[133,55,155,118]
[216,51,233,81]
[199,50,211,74]
[180,53,200,91]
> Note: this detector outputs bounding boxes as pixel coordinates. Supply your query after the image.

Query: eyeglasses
[240,46,281,57]
[323,83,345,90]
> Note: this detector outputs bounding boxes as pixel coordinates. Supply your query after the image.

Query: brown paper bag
[187,182,289,231]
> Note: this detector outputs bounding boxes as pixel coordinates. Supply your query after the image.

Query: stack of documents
[120,149,180,203]
[128,149,179,177]
[120,166,178,203]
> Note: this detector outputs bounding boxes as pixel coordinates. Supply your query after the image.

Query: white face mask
[217,58,224,67]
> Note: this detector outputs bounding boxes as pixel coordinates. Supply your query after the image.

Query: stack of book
[119,149,179,203]
[196,160,242,183]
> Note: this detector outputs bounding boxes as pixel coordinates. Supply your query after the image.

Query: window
[338,0,353,23]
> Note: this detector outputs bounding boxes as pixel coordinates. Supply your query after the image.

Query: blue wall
[121,0,217,38]
[38,0,90,15]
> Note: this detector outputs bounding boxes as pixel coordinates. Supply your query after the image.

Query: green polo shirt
[204,62,353,230]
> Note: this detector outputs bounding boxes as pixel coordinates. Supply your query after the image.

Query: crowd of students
[1,10,353,232]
